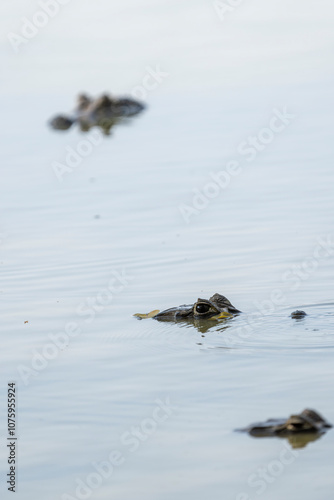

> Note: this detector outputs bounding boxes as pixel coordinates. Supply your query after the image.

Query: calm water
[1,1,334,499]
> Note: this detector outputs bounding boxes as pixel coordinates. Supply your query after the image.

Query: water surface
[1,1,334,499]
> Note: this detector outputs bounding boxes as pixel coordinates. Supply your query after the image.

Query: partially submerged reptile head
[49,92,146,134]
[134,293,241,321]
[237,408,332,449]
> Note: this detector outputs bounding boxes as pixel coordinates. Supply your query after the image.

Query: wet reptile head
[237,408,333,449]
[94,94,115,109]
[134,293,240,321]
[193,293,241,319]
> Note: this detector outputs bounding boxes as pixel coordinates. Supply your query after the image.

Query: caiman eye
[196,303,210,314]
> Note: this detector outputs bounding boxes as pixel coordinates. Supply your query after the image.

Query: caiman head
[190,293,241,319]
[237,408,332,449]
[134,293,241,321]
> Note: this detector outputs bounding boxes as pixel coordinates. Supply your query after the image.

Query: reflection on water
[156,315,234,335]
[2,0,334,498]
[134,292,241,333]
[237,408,332,449]
[153,303,334,352]
[246,430,324,449]
[285,433,323,450]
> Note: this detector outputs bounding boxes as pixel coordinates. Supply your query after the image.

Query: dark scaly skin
[147,293,241,321]
[134,293,311,334]
[237,409,332,448]
[135,294,309,322]
[49,93,146,135]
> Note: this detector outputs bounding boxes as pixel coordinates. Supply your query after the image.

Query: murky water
[1,1,334,499]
